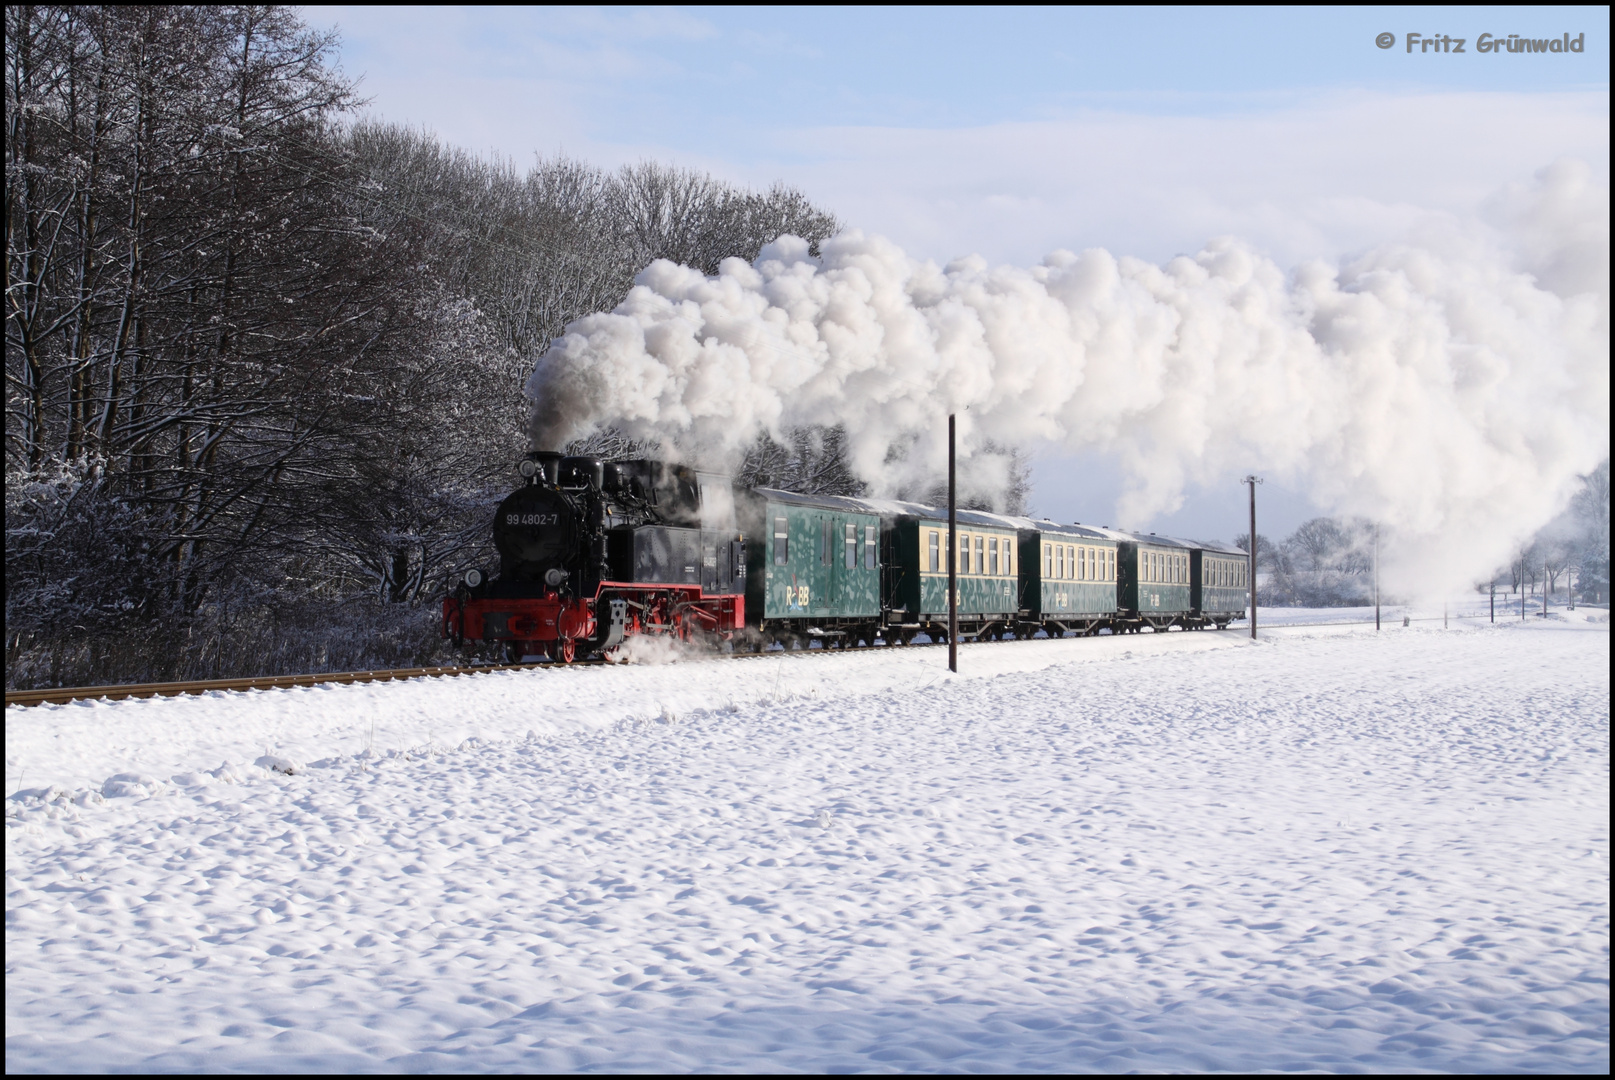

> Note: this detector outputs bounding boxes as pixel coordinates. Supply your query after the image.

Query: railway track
[4,613,1492,709]
[2,661,568,709]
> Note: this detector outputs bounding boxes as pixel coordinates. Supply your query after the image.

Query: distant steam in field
[527,159,1609,596]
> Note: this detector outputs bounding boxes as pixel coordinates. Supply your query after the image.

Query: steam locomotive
[441,451,745,663]
[441,453,1246,663]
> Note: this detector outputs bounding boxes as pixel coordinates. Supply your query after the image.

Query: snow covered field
[7,616,1609,1072]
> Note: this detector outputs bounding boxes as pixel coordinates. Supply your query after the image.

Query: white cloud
[760,91,1609,267]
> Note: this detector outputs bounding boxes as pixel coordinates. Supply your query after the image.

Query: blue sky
[304,5,1608,540]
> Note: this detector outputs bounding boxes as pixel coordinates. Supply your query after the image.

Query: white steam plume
[527,159,1608,597]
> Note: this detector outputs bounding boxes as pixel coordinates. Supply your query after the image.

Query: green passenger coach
[737,489,882,646]
[1015,521,1119,636]
[884,507,1020,642]
[1193,540,1249,629]
[1112,532,1195,631]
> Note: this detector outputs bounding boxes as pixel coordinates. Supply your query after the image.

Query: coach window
[1044,543,1052,578]
[820,518,832,565]
[864,525,877,569]
[773,517,788,565]
[928,530,939,572]
[987,537,998,575]
[1108,550,1115,581]
[844,522,856,569]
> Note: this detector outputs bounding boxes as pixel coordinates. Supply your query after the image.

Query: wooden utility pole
[1374,524,1380,631]
[1244,476,1261,639]
[948,414,958,673]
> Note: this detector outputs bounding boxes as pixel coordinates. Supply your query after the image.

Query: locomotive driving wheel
[555,638,577,664]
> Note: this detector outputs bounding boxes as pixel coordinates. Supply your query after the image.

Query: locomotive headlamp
[464,568,484,588]
[518,458,539,479]
[545,568,568,586]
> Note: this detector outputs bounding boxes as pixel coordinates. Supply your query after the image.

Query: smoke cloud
[527,159,1608,596]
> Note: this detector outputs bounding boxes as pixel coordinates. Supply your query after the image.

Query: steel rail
[3,661,568,708]
[3,612,1502,708]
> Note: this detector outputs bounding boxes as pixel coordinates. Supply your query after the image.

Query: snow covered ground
[7,614,1609,1072]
